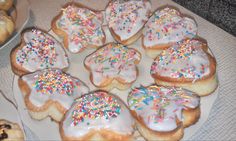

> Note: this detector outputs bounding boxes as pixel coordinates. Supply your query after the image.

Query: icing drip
[22,69,89,108]
[63,91,134,137]
[143,7,197,47]
[85,43,141,85]
[57,5,105,53]
[128,85,199,131]
[16,29,69,72]
[106,0,151,40]
[150,39,210,80]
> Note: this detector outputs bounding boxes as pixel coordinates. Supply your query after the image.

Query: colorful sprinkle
[71,91,121,126]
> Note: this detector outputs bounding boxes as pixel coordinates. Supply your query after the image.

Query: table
[0,0,236,140]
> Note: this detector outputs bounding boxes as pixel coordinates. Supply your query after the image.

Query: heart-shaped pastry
[52,2,105,53]
[142,7,197,58]
[10,28,69,76]
[60,90,135,141]
[105,0,151,45]
[128,85,200,141]
[84,43,141,90]
[18,69,89,122]
[150,39,218,96]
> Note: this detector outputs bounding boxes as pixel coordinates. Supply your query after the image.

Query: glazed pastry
[0,0,13,11]
[105,0,151,45]
[0,10,14,44]
[60,91,135,141]
[0,119,24,141]
[10,28,69,76]
[84,43,141,90]
[18,69,89,122]
[52,2,105,53]
[128,85,200,141]
[142,7,197,58]
[150,39,218,96]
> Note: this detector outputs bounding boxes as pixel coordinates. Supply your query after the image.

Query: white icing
[84,43,141,86]
[56,5,105,53]
[16,29,69,72]
[151,39,210,80]
[63,91,134,137]
[128,85,199,131]
[22,69,89,109]
[105,0,151,40]
[143,7,197,47]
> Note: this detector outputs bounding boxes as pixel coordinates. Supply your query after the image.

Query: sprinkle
[33,69,80,96]
[71,92,121,126]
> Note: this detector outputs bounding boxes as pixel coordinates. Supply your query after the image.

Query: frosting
[84,43,141,86]
[150,39,210,80]
[62,91,134,137]
[106,0,151,40]
[143,7,197,47]
[56,5,105,53]
[22,69,89,109]
[128,85,199,131]
[16,29,69,72]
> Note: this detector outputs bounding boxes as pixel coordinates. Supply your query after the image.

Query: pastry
[60,90,135,141]
[0,119,24,141]
[84,43,141,90]
[128,85,200,141]
[150,39,218,96]
[18,69,89,122]
[142,7,197,58]
[0,10,14,44]
[0,0,13,11]
[52,2,105,53]
[105,0,151,45]
[10,28,69,76]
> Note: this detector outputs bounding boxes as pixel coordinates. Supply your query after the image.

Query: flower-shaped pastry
[128,85,200,140]
[150,39,218,96]
[142,7,197,58]
[18,69,89,122]
[106,0,151,45]
[60,91,135,141]
[10,28,69,76]
[84,43,141,90]
[52,3,105,53]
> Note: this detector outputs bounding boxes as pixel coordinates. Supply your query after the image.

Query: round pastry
[60,90,135,141]
[150,39,218,96]
[105,0,151,45]
[0,10,14,44]
[10,28,69,76]
[18,69,89,122]
[51,2,105,53]
[0,119,24,141]
[84,43,141,90]
[0,0,13,11]
[142,7,197,58]
[128,85,200,141]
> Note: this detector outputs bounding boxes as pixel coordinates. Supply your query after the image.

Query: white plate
[12,22,219,140]
[0,0,30,50]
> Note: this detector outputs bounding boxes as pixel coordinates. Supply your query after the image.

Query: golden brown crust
[0,10,14,44]
[18,77,67,122]
[84,43,141,90]
[51,2,106,53]
[0,0,13,11]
